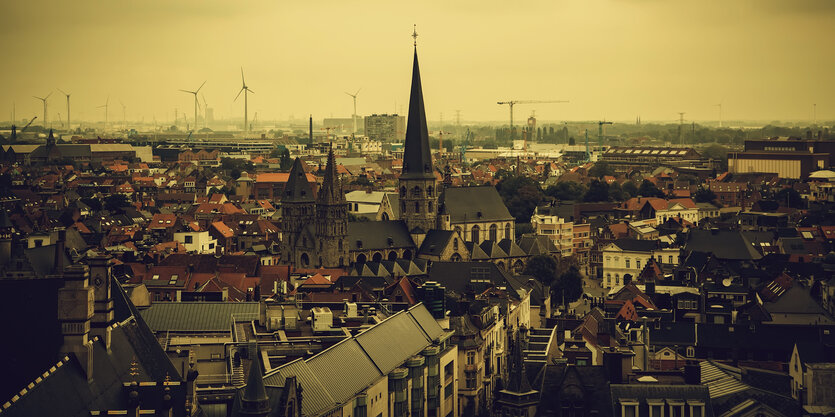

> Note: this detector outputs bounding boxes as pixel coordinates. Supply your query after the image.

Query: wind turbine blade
[355,88,361,96]
[247,88,254,94]
[241,67,246,85]
[196,80,206,93]
[234,87,244,101]
[33,96,42,100]
[45,92,52,99]
[58,88,67,96]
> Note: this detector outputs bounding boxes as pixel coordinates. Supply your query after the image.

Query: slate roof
[400,48,434,180]
[139,302,260,332]
[418,229,455,256]
[685,229,763,260]
[701,361,800,417]
[428,261,516,296]
[347,220,415,250]
[282,158,316,203]
[438,186,513,223]
[764,285,831,315]
[262,304,446,417]
[610,238,660,252]
[609,384,713,417]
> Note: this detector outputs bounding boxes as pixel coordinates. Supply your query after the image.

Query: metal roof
[264,359,336,416]
[355,311,431,374]
[700,361,748,398]
[139,302,259,332]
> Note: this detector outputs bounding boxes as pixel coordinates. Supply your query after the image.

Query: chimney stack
[684,361,701,384]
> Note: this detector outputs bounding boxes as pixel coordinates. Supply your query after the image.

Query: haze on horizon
[1,0,834,127]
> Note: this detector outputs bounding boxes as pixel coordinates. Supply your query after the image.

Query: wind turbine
[345,88,361,134]
[714,100,723,128]
[98,97,109,132]
[201,93,208,129]
[180,81,205,132]
[33,92,52,128]
[235,68,254,134]
[58,89,71,130]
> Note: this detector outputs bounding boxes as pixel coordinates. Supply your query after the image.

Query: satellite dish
[722,277,733,287]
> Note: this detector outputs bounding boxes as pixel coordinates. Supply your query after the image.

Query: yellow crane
[496,99,568,139]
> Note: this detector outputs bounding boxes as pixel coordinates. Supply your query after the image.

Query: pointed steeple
[282,157,315,202]
[401,47,434,180]
[506,329,533,393]
[317,147,344,204]
[240,345,271,416]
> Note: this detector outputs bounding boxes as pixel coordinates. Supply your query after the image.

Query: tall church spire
[240,345,271,416]
[401,42,433,180]
[282,157,315,203]
[317,147,344,204]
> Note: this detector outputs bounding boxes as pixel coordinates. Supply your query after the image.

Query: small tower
[315,147,348,268]
[398,34,438,233]
[238,346,271,417]
[89,254,115,350]
[496,330,539,417]
[280,158,315,266]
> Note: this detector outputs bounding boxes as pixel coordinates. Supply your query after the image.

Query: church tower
[315,147,349,268]
[280,158,316,267]
[398,31,438,233]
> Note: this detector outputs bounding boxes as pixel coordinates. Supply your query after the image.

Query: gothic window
[356,253,367,264]
[513,260,525,274]
[451,253,462,262]
[427,186,434,197]
[400,186,406,197]
[505,223,512,239]
[489,224,498,241]
[372,252,383,262]
[400,201,406,213]
[415,202,421,213]
[412,186,421,198]
[338,239,343,251]
[428,201,433,212]
[301,253,310,266]
[402,249,412,260]
[453,238,458,250]
[388,251,397,261]
[471,225,480,243]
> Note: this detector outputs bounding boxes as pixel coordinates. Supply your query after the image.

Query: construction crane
[460,129,471,164]
[21,116,37,132]
[597,121,612,152]
[496,100,568,139]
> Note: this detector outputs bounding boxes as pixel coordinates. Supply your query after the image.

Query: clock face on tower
[94,276,103,287]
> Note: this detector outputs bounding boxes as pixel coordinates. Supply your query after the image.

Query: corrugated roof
[355,311,431,374]
[701,361,748,398]
[307,339,382,404]
[264,359,336,416]
[408,304,446,341]
[140,302,259,332]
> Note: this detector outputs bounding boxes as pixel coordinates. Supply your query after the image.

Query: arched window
[412,186,421,198]
[471,225,480,243]
[399,187,406,197]
[428,201,433,212]
[356,253,367,264]
[300,253,310,266]
[454,226,462,236]
[427,186,433,197]
[400,201,406,213]
[402,249,412,260]
[415,202,421,213]
[388,251,397,261]
[372,252,383,262]
[451,253,462,262]
[453,238,458,250]
[497,261,505,270]
[381,212,389,221]
[513,260,525,274]
[504,223,512,239]
[339,257,344,267]
[489,224,498,242]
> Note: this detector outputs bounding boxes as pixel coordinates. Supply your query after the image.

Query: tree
[545,181,587,201]
[693,187,717,203]
[622,181,638,198]
[496,175,545,222]
[589,161,614,178]
[701,144,729,171]
[568,136,576,146]
[608,182,626,201]
[278,148,292,171]
[583,179,610,202]
[523,255,558,286]
[638,179,665,197]
[552,265,583,305]
[775,187,804,209]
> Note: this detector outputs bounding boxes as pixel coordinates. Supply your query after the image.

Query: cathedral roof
[282,157,315,203]
[400,48,434,180]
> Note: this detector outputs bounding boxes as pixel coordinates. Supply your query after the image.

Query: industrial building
[728,137,834,179]
[364,114,405,142]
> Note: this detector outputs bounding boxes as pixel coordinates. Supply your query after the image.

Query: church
[279,43,553,272]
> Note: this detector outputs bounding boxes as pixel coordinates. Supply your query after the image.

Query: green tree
[583,179,610,202]
[523,255,558,286]
[622,181,638,198]
[701,144,729,171]
[568,136,575,146]
[775,188,804,208]
[552,265,583,304]
[693,187,717,203]
[608,182,626,201]
[545,181,587,201]
[638,180,665,197]
[496,175,545,222]
[589,161,614,178]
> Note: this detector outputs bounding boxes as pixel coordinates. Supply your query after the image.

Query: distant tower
[280,158,316,267]
[89,255,115,350]
[398,33,438,233]
[315,148,349,268]
[496,329,538,417]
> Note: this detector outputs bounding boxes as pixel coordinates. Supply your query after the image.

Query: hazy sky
[2,0,834,126]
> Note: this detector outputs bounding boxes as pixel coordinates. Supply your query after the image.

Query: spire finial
[412,24,418,46]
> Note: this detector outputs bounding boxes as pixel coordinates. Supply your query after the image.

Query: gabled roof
[439,186,513,223]
[281,158,316,203]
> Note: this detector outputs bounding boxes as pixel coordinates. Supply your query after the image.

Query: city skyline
[2,0,834,127]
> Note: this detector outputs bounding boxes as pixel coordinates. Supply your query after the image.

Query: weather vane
[412,24,418,46]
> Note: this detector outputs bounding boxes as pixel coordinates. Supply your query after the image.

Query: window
[467,351,475,365]
[625,258,630,268]
[667,402,684,417]
[444,361,454,380]
[453,238,458,250]
[471,225,480,243]
[444,383,453,398]
[620,401,638,417]
[636,260,641,270]
[648,402,664,417]
[184,235,193,244]
[465,373,476,389]
[489,224,498,241]
[668,255,673,264]
[686,346,695,358]
[689,404,704,417]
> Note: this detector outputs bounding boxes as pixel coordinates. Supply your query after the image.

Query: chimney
[645,279,656,296]
[89,255,114,350]
[58,264,94,382]
[684,361,701,384]
[309,115,313,147]
[54,228,67,274]
[603,348,623,384]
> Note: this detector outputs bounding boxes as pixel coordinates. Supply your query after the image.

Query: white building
[531,208,574,256]
[173,230,217,254]
[345,190,388,216]
[601,239,680,288]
